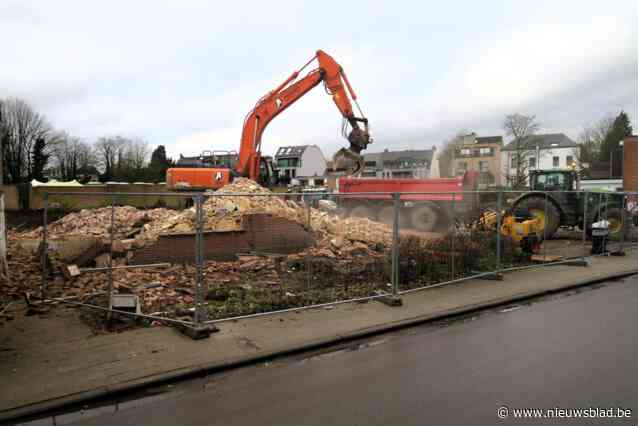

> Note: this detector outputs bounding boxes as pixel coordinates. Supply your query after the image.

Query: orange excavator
[166,50,371,190]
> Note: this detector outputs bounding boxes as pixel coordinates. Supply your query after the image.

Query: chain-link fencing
[34,188,637,338]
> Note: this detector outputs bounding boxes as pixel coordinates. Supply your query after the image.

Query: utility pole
[0,103,6,275]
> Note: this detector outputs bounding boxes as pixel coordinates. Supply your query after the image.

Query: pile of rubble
[25,206,180,241]
[24,178,392,249]
[8,178,405,316]
[155,178,393,247]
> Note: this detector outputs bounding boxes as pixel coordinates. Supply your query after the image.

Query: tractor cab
[529,170,578,192]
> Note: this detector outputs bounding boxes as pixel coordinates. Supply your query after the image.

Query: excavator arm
[236,50,371,180]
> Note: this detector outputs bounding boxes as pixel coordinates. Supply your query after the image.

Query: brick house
[452,134,503,187]
[623,135,638,191]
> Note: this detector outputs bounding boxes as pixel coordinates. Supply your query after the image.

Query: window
[566,155,574,167]
[277,158,300,168]
[510,155,518,169]
[528,157,536,168]
[479,161,489,172]
[364,161,376,167]
[553,156,559,167]
[534,172,567,190]
[460,148,471,156]
[479,147,493,156]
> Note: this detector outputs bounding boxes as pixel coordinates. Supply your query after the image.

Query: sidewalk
[2,253,638,421]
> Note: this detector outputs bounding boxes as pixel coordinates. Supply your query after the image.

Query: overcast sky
[2,0,637,159]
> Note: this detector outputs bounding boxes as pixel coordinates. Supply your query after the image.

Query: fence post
[582,191,588,260]
[392,192,400,296]
[619,193,626,255]
[495,190,502,278]
[376,192,402,306]
[186,193,215,339]
[40,192,49,299]
[195,194,207,325]
[543,191,548,262]
[450,193,456,281]
[598,193,604,255]
[305,197,312,291]
[107,196,115,317]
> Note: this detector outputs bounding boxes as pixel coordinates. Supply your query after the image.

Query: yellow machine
[473,209,542,255]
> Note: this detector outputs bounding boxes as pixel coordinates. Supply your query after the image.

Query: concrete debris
[6,179,433,319]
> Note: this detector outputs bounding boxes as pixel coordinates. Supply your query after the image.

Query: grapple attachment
[332,126,371,176]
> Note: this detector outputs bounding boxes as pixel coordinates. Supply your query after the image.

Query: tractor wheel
[514,196,560,239]
[410,205,438,232]
[349,205,375,220]
[606,207,629,239]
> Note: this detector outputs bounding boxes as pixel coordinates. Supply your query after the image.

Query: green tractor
[511,169,629,239]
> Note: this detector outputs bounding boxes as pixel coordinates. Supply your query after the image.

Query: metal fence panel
[32,187,638,336]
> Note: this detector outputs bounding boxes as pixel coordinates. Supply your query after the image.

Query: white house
[360,149,433,179]
[274,145,327,186]
[501,133,580,186]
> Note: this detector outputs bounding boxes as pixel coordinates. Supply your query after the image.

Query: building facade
[451,134,503,187]
[623,135,638,191]
[274,145,327,185]
[501,133,580,187]
[361,149,433,179]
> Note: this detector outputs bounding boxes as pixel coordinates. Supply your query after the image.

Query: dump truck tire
[514,196,560,238]
[410,205,438,232]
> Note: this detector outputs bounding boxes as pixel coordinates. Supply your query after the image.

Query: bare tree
[124,139,149,180]
[503,113,540,188]
[52,132,96,181]
[95,136,150,181]
[576,115,614,170]
[77,141,98,179]
[0,98,53,183]
[95,136,125,180]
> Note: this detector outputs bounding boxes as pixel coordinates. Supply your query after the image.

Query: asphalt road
[46,276,638,426]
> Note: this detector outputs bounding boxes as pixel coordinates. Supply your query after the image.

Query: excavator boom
[166,50,371,190]
[237,49,371,180]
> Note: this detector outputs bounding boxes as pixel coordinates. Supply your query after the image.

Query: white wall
[298,145,327,177]
[501,146,580,186]
[580,179,623,191]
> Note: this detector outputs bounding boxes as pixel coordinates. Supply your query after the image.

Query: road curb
[3,267,638,423]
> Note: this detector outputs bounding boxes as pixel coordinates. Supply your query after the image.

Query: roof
[362,152,383,162]
[275,145,309,158]
[459,133,503,145]
[363,149,433,163]
[502,133,578,151]
[475,136,503,145]
[31,179,83,187]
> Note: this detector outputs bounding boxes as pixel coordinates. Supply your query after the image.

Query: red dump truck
[337,172,480,232]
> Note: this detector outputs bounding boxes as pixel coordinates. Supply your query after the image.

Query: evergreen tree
[30,137,49,181]
[599,110,632,177]
[148,145,173,182]
[600,111,632,159]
